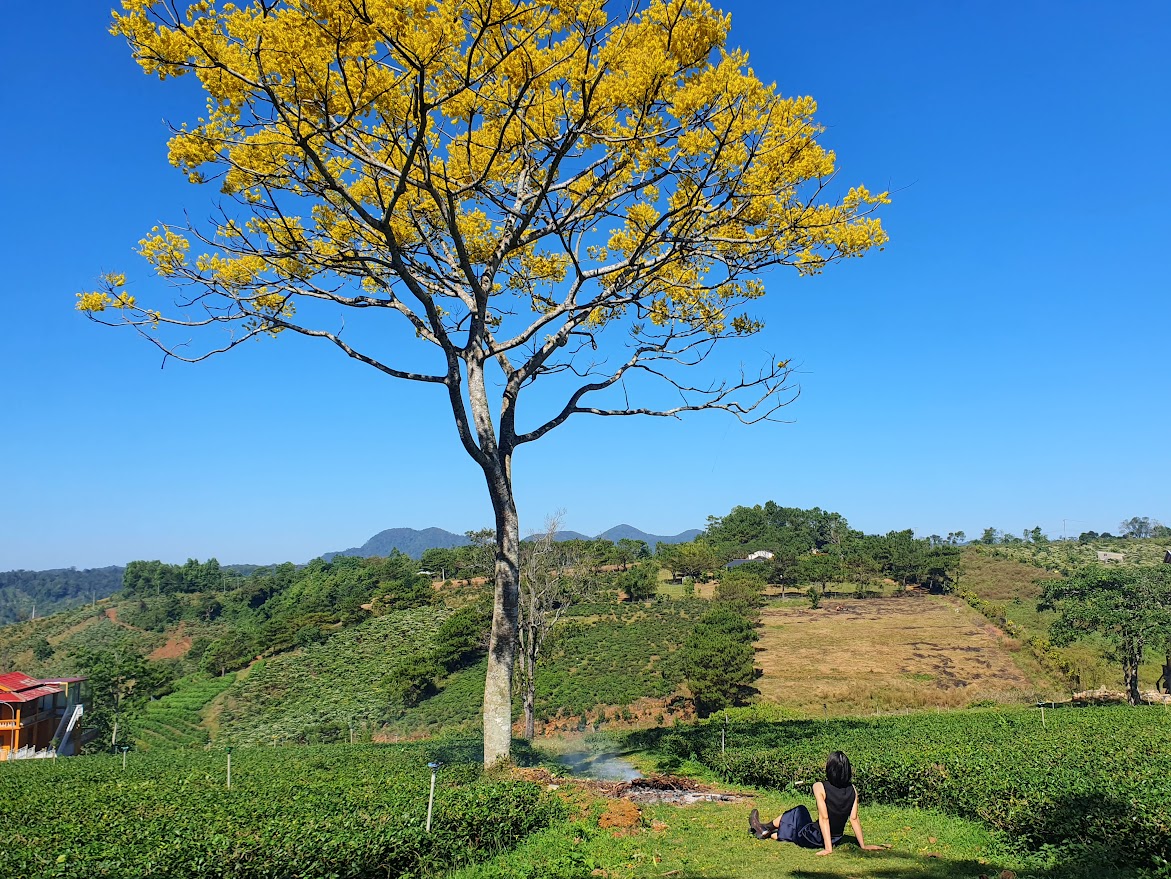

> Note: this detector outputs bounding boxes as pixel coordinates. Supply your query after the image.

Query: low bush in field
[633,706,1171,871]
[4,743,563,878]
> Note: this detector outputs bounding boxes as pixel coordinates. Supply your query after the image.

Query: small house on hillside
[1096,551,1125,564]
[726,549,775,569]
[0,672,86,760]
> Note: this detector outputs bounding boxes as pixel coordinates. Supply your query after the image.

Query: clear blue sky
[1,2,1168,571]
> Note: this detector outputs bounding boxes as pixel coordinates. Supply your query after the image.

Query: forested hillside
[0,566,124,626]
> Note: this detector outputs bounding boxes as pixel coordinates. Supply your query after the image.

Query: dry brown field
[753,593,1063,715]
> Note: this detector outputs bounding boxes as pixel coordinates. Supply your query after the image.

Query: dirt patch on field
[754,595,1042,713]
[515,768,743,807]
[535,696,694,735]
[149,624,193,661]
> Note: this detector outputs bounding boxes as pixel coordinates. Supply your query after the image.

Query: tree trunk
[1123,636,1143,706]
[524,677,536,740]
[482,466,520,767]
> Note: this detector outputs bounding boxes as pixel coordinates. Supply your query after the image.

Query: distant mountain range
[325,524,701,560]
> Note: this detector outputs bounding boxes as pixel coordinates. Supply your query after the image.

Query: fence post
[426,762,441,833]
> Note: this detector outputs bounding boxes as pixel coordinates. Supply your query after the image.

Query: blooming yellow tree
[82,0,888,765]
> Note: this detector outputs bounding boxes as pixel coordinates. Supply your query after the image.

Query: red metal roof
[0,671,66,702]
[0,684,62,703]
[0,672,41,692]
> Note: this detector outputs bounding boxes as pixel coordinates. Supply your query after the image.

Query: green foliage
[1041,565,1171,703]
[699,503,962,593]
[656,540,720,581]
[122,558,225,596]
[71,640,171,751]
[141,590,696,745]
[0,565,123,626]
[432,605,490,672]
[704,502,848,558]
[973,535,1170,574]
[533,602,702,722]
[635,707,1171,873]
[682,605,757,717]
[217,606,450,744]
[387,653,444,708]
[199,631,257,676]
[714,568,765,616]
[0,743,563,878]
[613,537,651,569]
[795,551,839,589]
[620,561,659,602]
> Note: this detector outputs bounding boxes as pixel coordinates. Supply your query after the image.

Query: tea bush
[2,743,562,878]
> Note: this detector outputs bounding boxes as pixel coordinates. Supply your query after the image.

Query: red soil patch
[149,624,193,661]
[598,799,642,830]
[531,696,694,735]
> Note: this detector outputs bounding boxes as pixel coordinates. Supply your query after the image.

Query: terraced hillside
[215,606,461,744]
[136,674,237,750]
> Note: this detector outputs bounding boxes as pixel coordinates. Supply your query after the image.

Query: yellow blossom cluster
[99,0,888,343]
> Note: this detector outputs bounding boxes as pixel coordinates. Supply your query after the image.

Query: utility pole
[1062,518,1087,541]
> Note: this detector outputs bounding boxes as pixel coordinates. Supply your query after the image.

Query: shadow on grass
[420,738,483,766]
[790,860,990,879]
[626,718,882,755]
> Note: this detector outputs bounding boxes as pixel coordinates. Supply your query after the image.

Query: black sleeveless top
[822,782,856,837]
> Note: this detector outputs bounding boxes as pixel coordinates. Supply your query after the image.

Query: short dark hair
[825,751,852,787]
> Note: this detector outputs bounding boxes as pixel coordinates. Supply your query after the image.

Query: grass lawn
[448,795,1028,879]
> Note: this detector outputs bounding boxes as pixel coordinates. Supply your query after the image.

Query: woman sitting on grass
[749,751,885,856]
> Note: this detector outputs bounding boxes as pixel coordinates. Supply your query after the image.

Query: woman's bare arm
[849,794,884,851]
[813,782,834,855]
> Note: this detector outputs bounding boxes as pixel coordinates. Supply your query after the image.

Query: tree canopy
[83,0,888,765]
[1041,566,1171,705]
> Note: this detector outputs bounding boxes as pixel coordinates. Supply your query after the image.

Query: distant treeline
[115,502,966,605]
[678,502,964,592]
[0,566,124,626]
